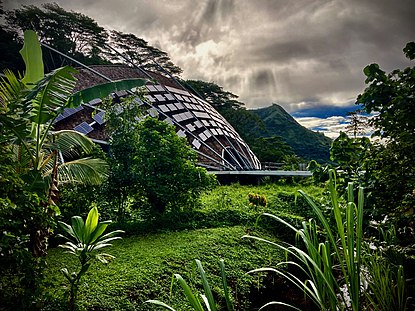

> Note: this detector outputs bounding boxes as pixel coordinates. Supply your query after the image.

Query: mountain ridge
[248,103,332,163]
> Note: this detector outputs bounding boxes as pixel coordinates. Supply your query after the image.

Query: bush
[134,116,216,214]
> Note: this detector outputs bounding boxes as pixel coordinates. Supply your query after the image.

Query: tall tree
[134,117,215,214]
[4,3,183,75]
[345,109,370,138]
[356,41,415,228]
[109,30,182,75]
[7,3,109,68]
[103,96,143,220]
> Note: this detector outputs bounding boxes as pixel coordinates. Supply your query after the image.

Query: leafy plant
[245,170,408,310]
[102,95,145,220]
[58,206,124,311]
[146,259,234,311]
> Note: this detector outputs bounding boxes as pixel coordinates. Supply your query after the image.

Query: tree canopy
[2,3,182,74]
[109,30,182,75]
[185,80,244,111]
[356,41,415,225]
[6,3,109,67]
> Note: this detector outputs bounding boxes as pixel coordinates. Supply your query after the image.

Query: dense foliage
[40,182,324,311]
[0,30,145,309]
[356,42,415,230]
[248,171,409,311]
[102,97,144,219]
[1,3,414,310]
[134,116,215,213]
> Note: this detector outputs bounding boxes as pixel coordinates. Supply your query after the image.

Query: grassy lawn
[44,226,283,310]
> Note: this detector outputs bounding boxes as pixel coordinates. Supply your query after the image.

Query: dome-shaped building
[53,65,260,171]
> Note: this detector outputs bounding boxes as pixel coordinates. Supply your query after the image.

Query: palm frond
[56,157,108,185]
[70,78,148,106]
[49,130,96,159]
[0,70,33,155]
[0,70,27,106]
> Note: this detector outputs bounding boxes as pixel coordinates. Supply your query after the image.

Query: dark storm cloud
[252,69,277,90]
[177,0,236,46]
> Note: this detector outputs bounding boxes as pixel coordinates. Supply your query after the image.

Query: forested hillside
[251,104,332,163]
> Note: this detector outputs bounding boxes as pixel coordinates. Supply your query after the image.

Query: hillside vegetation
[251,104,332,163]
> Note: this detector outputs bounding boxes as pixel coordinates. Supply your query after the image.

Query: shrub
[134,116,216,214]
[248,193,267,208]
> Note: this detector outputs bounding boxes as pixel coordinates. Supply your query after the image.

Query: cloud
[4,0,415,112]
[295,116,349,139]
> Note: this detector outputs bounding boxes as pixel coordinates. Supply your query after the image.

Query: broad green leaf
[70,78,148,106]
[20,30,44,86]
[58,221,76,239]
[89,222,110,244]
[71,216,85,242]
[85,207,99,242]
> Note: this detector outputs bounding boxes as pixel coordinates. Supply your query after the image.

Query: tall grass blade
[174,273,204,311]
[258,301,302,311]
[145,300,177,311]
[196,259,217,311]
[219,259,234,311]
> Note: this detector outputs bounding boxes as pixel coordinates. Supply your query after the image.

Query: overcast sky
[4,0,415,136]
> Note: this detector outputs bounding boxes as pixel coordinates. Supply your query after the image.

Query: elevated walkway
[208,170,312,184]
[209,170,312,177]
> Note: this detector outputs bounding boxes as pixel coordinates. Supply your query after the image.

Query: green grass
[200,182,325,219]
[43,226,283,310]
[41,182,325,310]
[113,182,326,236]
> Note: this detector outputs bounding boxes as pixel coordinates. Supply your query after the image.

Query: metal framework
[41,42,261,171]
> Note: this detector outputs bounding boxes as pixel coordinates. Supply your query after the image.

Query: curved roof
[53,65,261,171]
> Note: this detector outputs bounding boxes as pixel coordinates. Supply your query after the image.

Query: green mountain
[250,104,332,163]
